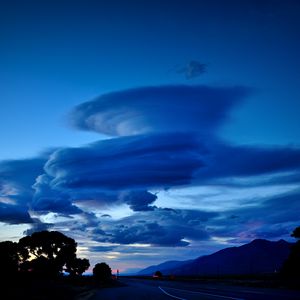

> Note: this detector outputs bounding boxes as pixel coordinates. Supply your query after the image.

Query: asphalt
[91,278,300,300]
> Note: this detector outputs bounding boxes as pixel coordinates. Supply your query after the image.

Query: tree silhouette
[281,226,300,278]
[93,262,112,282]
[0,231,90,279]
[154,270,162,278]
[66,258,90,277]
[291,226,300,239]
[18,231,82,277]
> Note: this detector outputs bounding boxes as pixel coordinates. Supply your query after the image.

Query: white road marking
[159,286,245,300]
[158,286,187,300]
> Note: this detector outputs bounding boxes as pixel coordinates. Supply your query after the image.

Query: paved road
[92,278,300,300]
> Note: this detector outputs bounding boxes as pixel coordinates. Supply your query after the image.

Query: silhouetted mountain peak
[138,238,293,276]
[244,239,291,250]
[138,259,191,275]
[249,238,269,244]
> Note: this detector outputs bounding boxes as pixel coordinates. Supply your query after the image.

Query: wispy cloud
[176,60,208,79]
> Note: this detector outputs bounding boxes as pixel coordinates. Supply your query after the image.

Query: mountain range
[138,239,292,276]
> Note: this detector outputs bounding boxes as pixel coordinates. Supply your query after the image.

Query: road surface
[91,277,300,300]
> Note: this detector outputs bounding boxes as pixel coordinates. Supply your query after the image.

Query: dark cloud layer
[0,203,33,224]
[0,157,46,204]
[23,218,53,236]
[92,208,216,247]
[32,174,82,215]
[195,141,300,181]
[44,133,203,191]
[89,246,116,252]
[0,157,46,224]
[120,190,157,211]
[69,85,250,136]
[40,133,300,200]
[0,158,46,187]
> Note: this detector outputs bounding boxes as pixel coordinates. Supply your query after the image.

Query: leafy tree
[18,231,78,277]
[281,226,300,278]
[154,270,162,278]
[291,226,300,239]
[66,258,90,276]
[93,262,112,282]
[0,231,90,278]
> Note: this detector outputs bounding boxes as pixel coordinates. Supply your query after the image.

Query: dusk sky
[1,0,300,274]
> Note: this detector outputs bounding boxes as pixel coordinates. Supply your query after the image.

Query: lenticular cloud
[69,85,250,137]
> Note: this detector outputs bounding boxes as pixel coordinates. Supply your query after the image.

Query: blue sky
[0,0,300,273]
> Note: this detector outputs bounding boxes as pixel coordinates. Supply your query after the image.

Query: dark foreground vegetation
[0,231,90,278]
[0,226,299,299]
[2,272,124,300]
[3,273,88,300]
[0,230,116,300]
